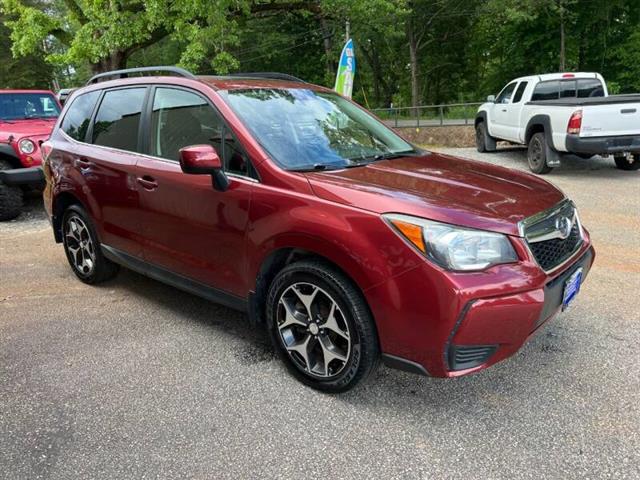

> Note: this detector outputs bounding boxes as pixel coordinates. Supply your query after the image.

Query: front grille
[448,345,497,371]
[520,200,584,272]
[528,221,582,271]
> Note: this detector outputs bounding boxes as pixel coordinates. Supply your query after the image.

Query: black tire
[266,260,379,393]
[62,205,119,284]
[0,160,23,221]
[475,121,496,153]
[614,154,640,171]
[527,132,553,174]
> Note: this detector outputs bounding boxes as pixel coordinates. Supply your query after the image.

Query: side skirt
[101,244,248,312]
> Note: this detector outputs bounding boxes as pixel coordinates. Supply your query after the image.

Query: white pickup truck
[475,72,640,173]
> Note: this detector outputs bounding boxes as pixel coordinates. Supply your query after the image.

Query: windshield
[219,88,416,170]
[0,93,61,121]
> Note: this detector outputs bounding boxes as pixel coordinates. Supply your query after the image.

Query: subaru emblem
[555,216,572,239]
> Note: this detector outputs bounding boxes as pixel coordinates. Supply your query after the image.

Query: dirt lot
[1,149,639,479]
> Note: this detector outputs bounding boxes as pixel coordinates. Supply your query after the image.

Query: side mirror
[487,95,496,103]
[179,144,229,191]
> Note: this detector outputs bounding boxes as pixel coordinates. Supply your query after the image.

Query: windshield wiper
[349,149,420,163]
[291,163,343,172]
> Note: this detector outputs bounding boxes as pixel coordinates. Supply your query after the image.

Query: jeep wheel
[266,260,379,393]
[0,160,23,221]
[614,154,640,171]
[62,205,119,284]
[527,132,553,174]
[475,122,496,153]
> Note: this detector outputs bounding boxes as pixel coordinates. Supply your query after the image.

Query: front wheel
[266,260,379,393]
[614,154,640,171]
[475,122,496,153]
[527,132,553,174]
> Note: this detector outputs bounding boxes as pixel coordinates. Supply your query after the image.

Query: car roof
[197,75,327,91]
[509,72,602,84]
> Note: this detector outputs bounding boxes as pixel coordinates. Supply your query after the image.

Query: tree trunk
[407,22,420,109]
[91,51,127,74]
[559,1,566,71]
[318,15,334,80]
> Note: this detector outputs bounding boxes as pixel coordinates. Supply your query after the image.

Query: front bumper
[0,166,45,187]
[366,232,595,378]
[566,133,640,155]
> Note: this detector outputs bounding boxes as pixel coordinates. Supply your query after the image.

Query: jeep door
[135,86,253,297]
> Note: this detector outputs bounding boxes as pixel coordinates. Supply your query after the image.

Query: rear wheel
[62,205,119,284]
[266,260,379,393]
[614,154,640,171]
[0,160,23,221]
[527,132,553,174]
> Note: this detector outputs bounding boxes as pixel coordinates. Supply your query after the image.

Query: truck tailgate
[581,100,640,137]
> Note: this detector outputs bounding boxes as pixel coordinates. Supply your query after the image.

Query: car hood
[0,118,57,143]
[305,152,565,236]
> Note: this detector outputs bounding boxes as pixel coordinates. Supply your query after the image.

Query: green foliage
[1,0,639,105]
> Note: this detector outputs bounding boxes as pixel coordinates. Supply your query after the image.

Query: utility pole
[345,20,350,42]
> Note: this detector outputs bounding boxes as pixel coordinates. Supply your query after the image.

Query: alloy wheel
[276,282,351,378]
[64,215,96,276]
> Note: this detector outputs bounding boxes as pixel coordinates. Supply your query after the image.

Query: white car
[475,72,640,173]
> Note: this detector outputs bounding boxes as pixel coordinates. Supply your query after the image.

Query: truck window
[512,82,528,103]
[577,79,605,98]
[496,82,518,104]
[559,80,576,98]
[531,81,559,101]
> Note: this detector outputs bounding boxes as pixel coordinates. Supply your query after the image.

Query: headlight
[384,213,518,271]
[18,138,36,154]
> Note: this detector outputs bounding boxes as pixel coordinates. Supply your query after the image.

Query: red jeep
[0,89,60,220]
[42,67,595,392]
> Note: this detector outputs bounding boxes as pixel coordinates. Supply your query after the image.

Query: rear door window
[92,88,146,151]
[512,82,528,103]
[60,91,100,141]
[531,81,560,101]
[577,79,605,98]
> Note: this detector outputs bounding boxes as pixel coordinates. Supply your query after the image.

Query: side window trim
[84,89,106,144]
[143,84,259,182]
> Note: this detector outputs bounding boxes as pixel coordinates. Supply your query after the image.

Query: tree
[1,0,323,75]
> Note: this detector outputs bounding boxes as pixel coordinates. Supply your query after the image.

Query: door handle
[137,176,158,190]
[501,109,507,112]
[74,157,92,169]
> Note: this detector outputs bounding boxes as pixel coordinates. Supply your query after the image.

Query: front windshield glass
[0,93,61,121]
[219,88,416,170]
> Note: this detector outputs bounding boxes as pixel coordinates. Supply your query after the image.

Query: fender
[524,114,557,151]
[474,110,488,128]
[0,143,21,168]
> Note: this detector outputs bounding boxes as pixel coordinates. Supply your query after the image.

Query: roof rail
[86,66,196,85]
[226,72,306,83]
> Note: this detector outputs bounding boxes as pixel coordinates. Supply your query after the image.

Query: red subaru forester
[42,67,595,392]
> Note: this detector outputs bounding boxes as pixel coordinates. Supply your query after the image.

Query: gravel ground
[1,150,639,479]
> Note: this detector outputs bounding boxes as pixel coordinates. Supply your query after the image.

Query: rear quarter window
[60,91,100,141]
[531,81,560,101]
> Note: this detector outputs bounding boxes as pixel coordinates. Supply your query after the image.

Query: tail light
[567,110,582,134]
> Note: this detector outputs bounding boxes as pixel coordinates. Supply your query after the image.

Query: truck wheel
[0,160,24,221]
[614,154,640,171]
[266,260,379,393]
[62,205,119,284]
[527,133,553,174]
[475,122,496,153]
